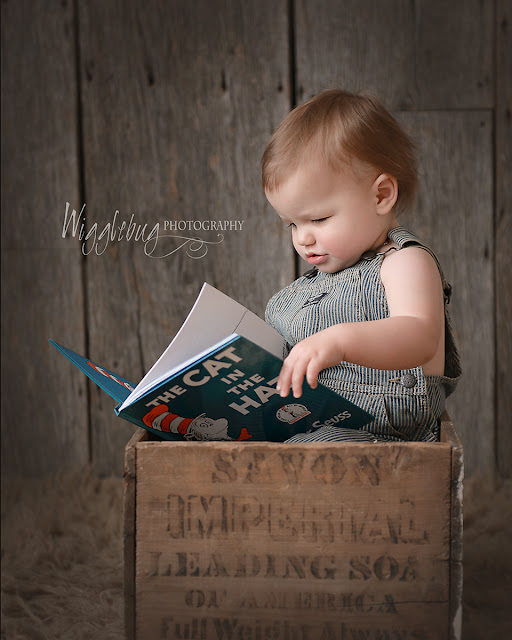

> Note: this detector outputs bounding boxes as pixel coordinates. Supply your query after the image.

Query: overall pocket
[381,393,431,441]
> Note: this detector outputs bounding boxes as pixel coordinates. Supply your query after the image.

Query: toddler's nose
[295,226,314,246]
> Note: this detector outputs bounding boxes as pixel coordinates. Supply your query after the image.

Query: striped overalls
[265,227,461,443]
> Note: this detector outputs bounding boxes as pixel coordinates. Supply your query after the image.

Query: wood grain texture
[1,1,88,474]
[1,0,81,249]
[496,0,512,477]
[396,111,494,479]
[125,418,462,639]
[1,251,88,474]
[411,0,493,109]
[294,0,493,110]
[440,413,464,640]
[1,1,503,480]
[292,0,495,478]
[123,429,141,640]
[78,0,292,474]
[132,436,454,638]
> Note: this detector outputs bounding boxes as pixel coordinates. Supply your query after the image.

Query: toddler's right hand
[276,329,344,399]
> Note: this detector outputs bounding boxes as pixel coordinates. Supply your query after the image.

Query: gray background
[2,0,510,479]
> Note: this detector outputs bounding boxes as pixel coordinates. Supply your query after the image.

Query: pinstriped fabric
[265,227,461,444]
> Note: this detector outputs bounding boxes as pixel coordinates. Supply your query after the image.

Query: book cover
[51,284,373,442]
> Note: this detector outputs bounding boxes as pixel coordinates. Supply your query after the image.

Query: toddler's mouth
[305,253,328,265]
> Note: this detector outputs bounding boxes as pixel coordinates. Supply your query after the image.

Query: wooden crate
[124,412,463,640]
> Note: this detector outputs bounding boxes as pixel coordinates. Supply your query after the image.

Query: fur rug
[1,470,511,639]
[1,471,124,640]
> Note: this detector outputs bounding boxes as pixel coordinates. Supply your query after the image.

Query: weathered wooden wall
[1,0,510,479]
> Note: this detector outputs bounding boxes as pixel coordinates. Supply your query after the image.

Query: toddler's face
[266,161,393,273]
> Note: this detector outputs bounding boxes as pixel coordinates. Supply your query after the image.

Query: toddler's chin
[316,257,357,273]
[317,263,342,274]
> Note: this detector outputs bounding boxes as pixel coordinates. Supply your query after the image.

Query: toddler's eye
[312,217,328,224]
[287,222,296,228]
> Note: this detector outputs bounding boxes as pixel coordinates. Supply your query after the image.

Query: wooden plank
[450,443,464,640]
[0,1,87,474]
[1,0,81,249]
[412,0,493,109]
[134,439,452,638]
[78,0,292,475]
[1,251,88,475]
[294,0,415,107]
[439,414,464,566]
[138,602,449,639]
[496,0,512,477]
[294,0,493,109]
[440,413,464,640]
[395,111,494,479]
[124,428,145,640]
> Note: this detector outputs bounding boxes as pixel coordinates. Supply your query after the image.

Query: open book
[50,283,373,442]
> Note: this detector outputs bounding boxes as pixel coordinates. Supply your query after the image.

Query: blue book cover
[49,340,136,404]
[51,283,373,442]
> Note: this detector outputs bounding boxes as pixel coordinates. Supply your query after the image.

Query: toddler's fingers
[306,360,321,389]
[291,362,307,398]
[277,361,292,397]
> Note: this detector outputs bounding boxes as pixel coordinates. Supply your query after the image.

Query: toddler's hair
[262,89,418,215]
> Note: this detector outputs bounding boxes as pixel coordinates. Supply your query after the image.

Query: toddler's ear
[374,173,398,214]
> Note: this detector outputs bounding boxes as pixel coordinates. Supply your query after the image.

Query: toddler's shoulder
[380,244,443,291]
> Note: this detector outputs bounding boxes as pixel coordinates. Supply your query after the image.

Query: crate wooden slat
[440,415,464,640]
[124,413,462,639]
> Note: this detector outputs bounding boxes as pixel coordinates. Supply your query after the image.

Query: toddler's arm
[276,247,445,398]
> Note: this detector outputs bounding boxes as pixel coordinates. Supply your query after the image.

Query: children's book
[50,283,373,442]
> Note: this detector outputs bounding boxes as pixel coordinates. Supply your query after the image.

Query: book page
[235,310,283,358]
[119,283,283,410]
